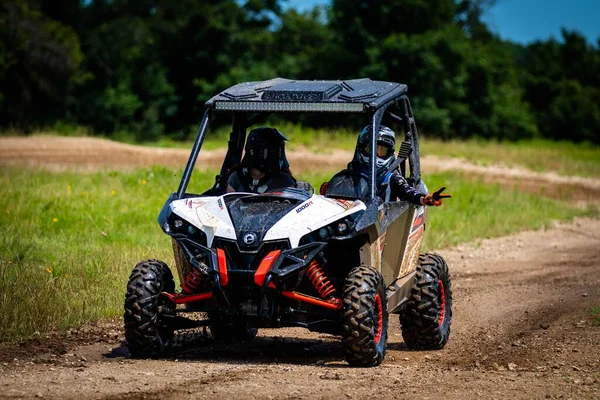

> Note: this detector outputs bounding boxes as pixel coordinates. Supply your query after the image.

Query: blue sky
[283,0,600,45]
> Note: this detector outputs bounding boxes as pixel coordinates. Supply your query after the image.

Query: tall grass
[0,166,212,339]
[0,166,596,340]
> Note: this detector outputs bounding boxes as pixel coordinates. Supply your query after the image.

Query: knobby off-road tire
[341,266,389,367]
[400,253,452,350]
[124,259,176,357]
[209,315,258,342]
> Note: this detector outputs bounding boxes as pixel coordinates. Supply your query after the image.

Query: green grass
[93,121,358,152]
[0,166,206,340]
[1,166,596,340]
[418,172,597,250]
[152,121,359,152]
[590,307,600,326]
[420,137,600,178]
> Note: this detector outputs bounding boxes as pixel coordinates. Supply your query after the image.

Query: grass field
[0,165,596,340]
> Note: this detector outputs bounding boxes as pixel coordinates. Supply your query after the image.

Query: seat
[325,169,369,200]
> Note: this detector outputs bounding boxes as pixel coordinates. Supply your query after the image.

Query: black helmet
[242,127,288,174]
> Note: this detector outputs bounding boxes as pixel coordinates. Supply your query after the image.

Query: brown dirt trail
[0,136,598,399]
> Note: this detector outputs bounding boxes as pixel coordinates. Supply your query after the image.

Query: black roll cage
[176,95,421,201]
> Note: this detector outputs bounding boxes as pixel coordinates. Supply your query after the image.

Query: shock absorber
[180,262,208,294]
[306,260,337,299]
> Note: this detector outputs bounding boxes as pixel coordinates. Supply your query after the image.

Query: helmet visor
[362,142,394,157]
[376,144,394,158]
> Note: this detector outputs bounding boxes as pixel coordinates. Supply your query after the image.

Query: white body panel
[263,195,366,247]
[171,197,236,247]
[170,194,366,249]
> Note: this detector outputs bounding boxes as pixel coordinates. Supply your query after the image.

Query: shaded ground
[0,136,599,399]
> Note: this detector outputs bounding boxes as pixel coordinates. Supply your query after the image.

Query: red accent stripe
[412,214,424,229]
[161,291,212,304]
[374,293,383,344]
[217,248,228,286]
[254,250,281,286]
[408,224,424,239]
[438,279,446,326]
[281,291,342,310]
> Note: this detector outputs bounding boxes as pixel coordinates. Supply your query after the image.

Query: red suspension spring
[306,260,336,299]
[180,265,205,294]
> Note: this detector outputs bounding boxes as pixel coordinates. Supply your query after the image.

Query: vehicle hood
[170,193,366,248]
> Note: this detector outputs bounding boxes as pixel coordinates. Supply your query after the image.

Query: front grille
[213,238,290,271]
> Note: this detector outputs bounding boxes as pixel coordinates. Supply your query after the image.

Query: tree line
[1,0,599,143]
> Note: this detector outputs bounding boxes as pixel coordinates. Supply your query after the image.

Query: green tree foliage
[349,3,537,140]
[0,0,598,143]
[521,30,600,143]
[328,0,456,79]
[274,7,335,80]
[0,0,83,129]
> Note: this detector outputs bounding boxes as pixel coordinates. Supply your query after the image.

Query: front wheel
[124,259,175,357]
[399,253,452,350]
[341,266,388,367]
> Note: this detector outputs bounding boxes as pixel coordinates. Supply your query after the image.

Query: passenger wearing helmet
[350,125,450,206]
[227,127,296,194]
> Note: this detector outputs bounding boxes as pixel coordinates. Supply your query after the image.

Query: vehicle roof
[205,78,407,113]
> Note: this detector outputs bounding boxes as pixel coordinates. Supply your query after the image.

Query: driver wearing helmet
[227,127,296,194]
[351,125,450,206]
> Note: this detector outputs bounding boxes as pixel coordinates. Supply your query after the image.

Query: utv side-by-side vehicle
[124,78,452,367]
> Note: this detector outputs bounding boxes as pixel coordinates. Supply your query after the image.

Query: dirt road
[0,136,599,399]
[1,136,599,202]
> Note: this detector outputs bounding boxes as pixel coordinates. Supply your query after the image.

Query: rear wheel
[124,260,175,357]
[341,266,388,367]
[400,253,452,350]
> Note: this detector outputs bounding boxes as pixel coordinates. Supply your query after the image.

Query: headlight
[318,216,354,239]
[163,214,207,245]
[336,221,348,234]
[318,227,331,240]
[300,212,362,245]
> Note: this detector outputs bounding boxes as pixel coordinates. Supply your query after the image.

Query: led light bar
[214,101,365,113]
